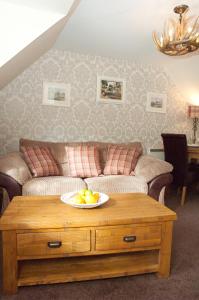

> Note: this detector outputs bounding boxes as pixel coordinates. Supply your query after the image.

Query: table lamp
[188,105,199,144]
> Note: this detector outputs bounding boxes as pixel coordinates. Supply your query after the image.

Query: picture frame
[146,92,167,113]
[96,76,126,104]
[42,82,70,107]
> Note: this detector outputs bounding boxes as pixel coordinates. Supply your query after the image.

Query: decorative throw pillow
[103,145,141,176]
[21,146,60,177]
[66,145,102,178]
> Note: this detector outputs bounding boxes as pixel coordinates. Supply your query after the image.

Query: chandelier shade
[153,5,199,56]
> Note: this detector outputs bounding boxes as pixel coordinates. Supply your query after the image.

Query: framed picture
[96,76,126,104]
[146,92,167,113]
[42,82,70,107]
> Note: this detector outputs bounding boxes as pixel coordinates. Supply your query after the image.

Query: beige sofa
[0,139,173,210]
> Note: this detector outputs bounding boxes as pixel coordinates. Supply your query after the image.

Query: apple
[85,189,93,197]
[78,188,88,197]
[85,194,97,204]
[73,195,85,204]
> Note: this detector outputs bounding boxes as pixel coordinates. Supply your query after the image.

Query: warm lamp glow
[190,94,199,106]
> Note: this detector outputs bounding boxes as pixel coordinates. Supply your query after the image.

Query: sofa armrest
[0,152,32,185]
[0,173,22,203]
[148,173,173,202]
[134,155,173,183]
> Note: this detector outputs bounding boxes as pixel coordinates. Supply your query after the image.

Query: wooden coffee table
[0,193,176,294]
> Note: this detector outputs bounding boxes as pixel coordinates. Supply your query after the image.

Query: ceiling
[54,0,199,61]
[1,0,199,97]
[2,0,72,14]
[0,0,77,88]
[53,0,199,100]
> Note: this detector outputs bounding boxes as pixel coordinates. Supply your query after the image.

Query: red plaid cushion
[66,145,102,177]
[21,146,60,177]
[103,145,141,175]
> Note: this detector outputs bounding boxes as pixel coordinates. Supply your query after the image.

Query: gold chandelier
[153,5,199,56]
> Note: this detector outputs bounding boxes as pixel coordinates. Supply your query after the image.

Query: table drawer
[17,230,91,257]
[95,225,161,251]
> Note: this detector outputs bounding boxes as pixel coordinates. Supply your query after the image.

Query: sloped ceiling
[54,0,199,60]
[1,0,199,100]
[5,0,73,14]
[0,0,80,89]
[53,0,199,101]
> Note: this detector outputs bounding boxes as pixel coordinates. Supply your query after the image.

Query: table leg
[157,221,173,278]
[1,231,17,294]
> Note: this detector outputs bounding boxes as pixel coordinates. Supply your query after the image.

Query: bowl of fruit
[60,189,109,208]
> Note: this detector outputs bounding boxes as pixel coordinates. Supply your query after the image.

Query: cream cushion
[84,175,148,194]
[23,176,86,196]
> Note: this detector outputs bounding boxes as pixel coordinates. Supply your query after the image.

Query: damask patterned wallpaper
[0,49,191,155]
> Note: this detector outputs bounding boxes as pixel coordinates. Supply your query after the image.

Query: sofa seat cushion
[84,175,148,194]
[23,176,86,196]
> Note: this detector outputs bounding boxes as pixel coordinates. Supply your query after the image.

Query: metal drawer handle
[47,241,62,248]
[123,235,136,243]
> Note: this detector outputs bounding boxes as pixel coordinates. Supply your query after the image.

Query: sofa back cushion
[66,145,102,177]
[20,139,68,175]
[103,145,142,175]
[21,146,60,177]
[20,139,143,177]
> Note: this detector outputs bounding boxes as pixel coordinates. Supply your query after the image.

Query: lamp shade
[188,105,199,118]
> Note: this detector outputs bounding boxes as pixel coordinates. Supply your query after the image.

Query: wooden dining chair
[161,133,198,205]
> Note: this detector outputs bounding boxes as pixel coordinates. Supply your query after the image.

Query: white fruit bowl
[60,192,109,208]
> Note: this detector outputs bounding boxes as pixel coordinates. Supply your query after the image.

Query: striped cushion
[103,145,141,175]
[66,145,102,178]
[21,146,60,177]
[23,176,86,195]
[85,175,148,194]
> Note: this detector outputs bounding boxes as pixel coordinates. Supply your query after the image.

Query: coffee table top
[0,193,176,230]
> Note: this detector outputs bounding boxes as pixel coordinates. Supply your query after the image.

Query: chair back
[161,133,188,186]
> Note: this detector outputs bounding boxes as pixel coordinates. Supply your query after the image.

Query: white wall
[149,51,199,105]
